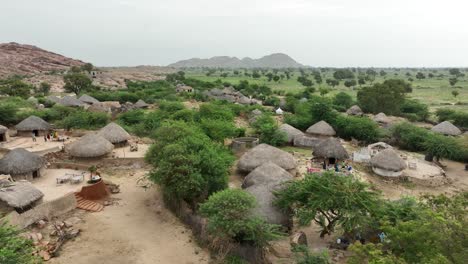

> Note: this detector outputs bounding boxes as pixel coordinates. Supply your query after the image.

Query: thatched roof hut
[431,121,462,136]
[245,184,290,227]
[238,144,297,174]
[313,138,349,160]
[0,180,44,210]
[242,162,293,189]
[79,94,100,105]
[15,116,51,132]
[306,121,336,136]
[346,105,363,116]
[0,125,8,134]
[0,148,45,176]
[293,134,320,148]
[46,96,62,104]
[59,95,84,107]
[279,124,304,144]
[370,149,407,177]
[373,113,389,124]
[66,134,114,158]
[97,122,131,144]
[134,99,149,109]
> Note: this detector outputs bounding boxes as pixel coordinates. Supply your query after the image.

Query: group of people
[31,131,59,142]
[319,160,353,173]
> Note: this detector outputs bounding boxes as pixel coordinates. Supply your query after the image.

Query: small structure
[346,105,363,116]
[312,138,349,166]
[373,113,389,124]
[15,115,51,137]
[231,137,259,154]
[46,96,62,104]
[59,95,84,107]
[87,103,111,114]
[431,121,462,136]
[238,144,297,175]
[293,134,320,148]
[175,84,194,93]
[278,124,304,144]
[0,125,9,142]
[242,162,293,189]
[353,142,392,163]
[79,94,100,105]
[66,134,114,158]
[275,107,284,115]
[97,122,131,147]
[306,120,336,137]
[0,180,44,214]
[370,149,407,177]
[134,99,149,109]
[0,148,46,181]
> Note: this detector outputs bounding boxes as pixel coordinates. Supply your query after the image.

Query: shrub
[435,109,468,128]
[333,115,381,143]
[118,109,146,126]
[400,99,429,121]
[251,114,287,146]
[198,103,234,121]
[0,223,41,264]
[0,103,19,125]
[357,79,411,115]
[391,122,431,152]
[200,118,239,142]
[333,92,354,111]
[293,246,330,264]
[200,189,282,247]
[59,110,109,130]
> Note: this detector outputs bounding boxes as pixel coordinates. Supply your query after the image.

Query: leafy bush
[435,109,468,128]
[200,118,239,142]
[333,115,381,143]
[0,223,41,264]
[333,92,354,111]
[0,103,19,125]
[391,122,431,152]
[400,99,429,121]
[293,246,330,264]
[118,109,146,126]
[357,79,411,115]
[200,189,282,247]
[58,111,109,130]
[251,114,287,146]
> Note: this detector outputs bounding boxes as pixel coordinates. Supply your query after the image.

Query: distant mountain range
[168,53,304,68]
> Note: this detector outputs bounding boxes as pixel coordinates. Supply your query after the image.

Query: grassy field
[185,69,468,112]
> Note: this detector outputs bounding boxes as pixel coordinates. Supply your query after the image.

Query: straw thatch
[134,99,149,108]
[306,121,336,136]
[0,125,8,134]
[370,149,406,171]
[87,103,111,114]
[251,109,262,116]
[313,138,349,159]
[279,124,304,143]
[0,148,45,175]
[66,134,114,158]
[59,95,84,107]
[242,162,293,189]
[79,94,100,104]
[238,144,297,173]
[0,180,44,209]
[245,184,290,226]
[293,134,321,148]
[373,113,389,124]
[98,122,131,144]
[431,121,462,136]
[346,105,363,116]
[16,116,51,131]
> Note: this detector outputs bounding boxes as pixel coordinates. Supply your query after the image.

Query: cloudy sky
[1,0,467,67]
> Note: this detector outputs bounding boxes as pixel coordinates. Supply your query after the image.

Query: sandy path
[50,171,210,264]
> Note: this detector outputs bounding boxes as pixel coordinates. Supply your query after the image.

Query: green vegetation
[436,109,468,128]
[63,72,93,95]
[251,114,287,146]
[293,246,330,264]
[0,223,41,264]
[357,79,411,115]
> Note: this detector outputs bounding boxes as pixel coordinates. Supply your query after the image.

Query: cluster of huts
[203,87,261,105]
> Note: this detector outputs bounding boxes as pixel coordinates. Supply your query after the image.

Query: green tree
[344,79,357,88]
[452,90,459,98]
[333,92,354,109]
[38,82,51,95]
[357,79,411,115]
[415,72,425,79]
[63,72,92,94]
[449,77,458,87]
[81,63,94,72]
[319,87,330,96]
[252,114,287,146]
[273,75,280,82]
[0,79,31,98]
[0,223,41,264]
[333,69,355,80]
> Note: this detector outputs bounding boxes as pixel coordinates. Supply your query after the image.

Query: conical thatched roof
[15,116,51,131]
[79,94,100,104]
[313,138,349,159]
[431,121,462,136]
[293,134,320,148]
[242,162,293,189]
[98,122,131,144]
[134,99,149,108]
[251,109,263,116]
[245,184,290,226]
[279,124,304,143]
[346,105,363,116]
[0,180,44,209]
[238,144,297,173]
[66,134,114,158]
[0,148,45,175]
[0,125,8,133]
[59,95,84,107]
[306,121,336,136]
[373,113,389,124]
[370,149,406,171]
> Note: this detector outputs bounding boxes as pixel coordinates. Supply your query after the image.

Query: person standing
[32,132,36,142]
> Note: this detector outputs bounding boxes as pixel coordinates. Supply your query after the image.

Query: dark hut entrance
[33,171,39,178]
[328,158,336,165]
[33,130,39,136]
[0,133,6,142]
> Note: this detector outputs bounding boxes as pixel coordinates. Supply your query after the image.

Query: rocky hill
[168,53,304,68]
[0,42,85,78]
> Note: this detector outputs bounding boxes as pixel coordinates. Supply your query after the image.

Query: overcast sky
[1,0,468,67]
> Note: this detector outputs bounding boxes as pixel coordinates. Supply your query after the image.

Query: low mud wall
[50,158,146,170]
[1,193,77,229]
[77,180,110,200]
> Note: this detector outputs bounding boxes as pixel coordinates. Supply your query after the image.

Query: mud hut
[278,124,304,144]
[134,99,149,109]
[431,121,462,136]
[0,125,9,142]
[238,144,297,175]
[79,94,100,105]
[306,121,336,137]
[0,180,44,214]
[242,162,293,189]
[0,148,46,181]
[373,113,389,124]
[98,122,131,146]
[15,115,51,137]
[346,105,363,116]
[370,149,407,177]
[293,134,320,148]
[313,138,349,166]
[66,134,114,158]
[59,95,84,107]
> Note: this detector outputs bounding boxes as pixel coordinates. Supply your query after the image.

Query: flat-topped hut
[0,148,46,181]
[306,120,336,137]
[0,180,44,214]
[79,94,100,105]
[278,124,304,144]
[346,105,363,116]
[238,144,297,175]
[313,138,349,167]
[370,149,407,177]
[431,121,462,136]
[98,122,131,147]
[0,125,9,142]
[134,99,149,109]
[16,116,51,137]
[66,134,114,159]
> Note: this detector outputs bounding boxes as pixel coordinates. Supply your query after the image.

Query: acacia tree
[63,72,92,94]
[275,172,380,237]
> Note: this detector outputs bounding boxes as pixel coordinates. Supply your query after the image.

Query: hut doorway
[328,158,336,165]
[32,171,39,179]
[0,133,6,142]
[33,130,39,136]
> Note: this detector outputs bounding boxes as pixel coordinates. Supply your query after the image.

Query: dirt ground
[1,136,77,153]
[34,169,87,201]
[49,169,210,264]
[111,144,149,158]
